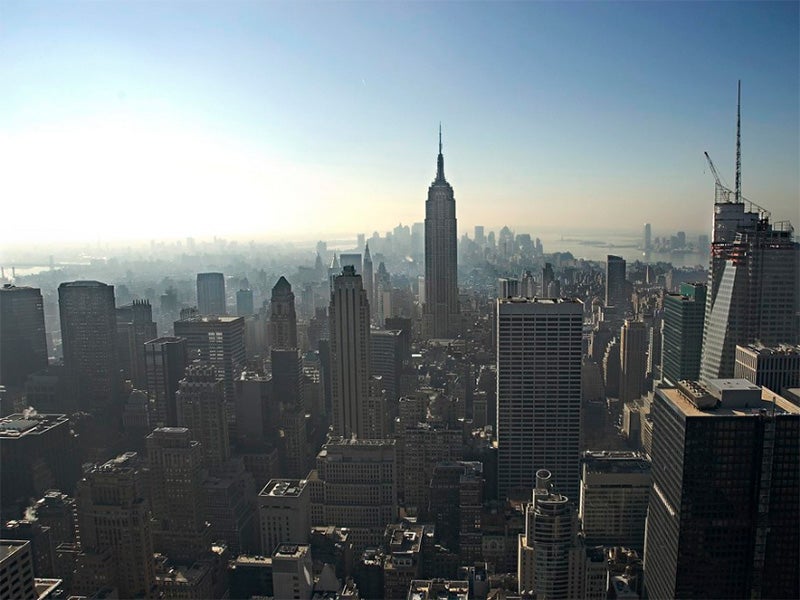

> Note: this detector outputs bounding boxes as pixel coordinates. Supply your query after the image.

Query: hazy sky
[1,1,798,244]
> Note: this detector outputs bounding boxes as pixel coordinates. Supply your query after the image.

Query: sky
[1,1,798,245]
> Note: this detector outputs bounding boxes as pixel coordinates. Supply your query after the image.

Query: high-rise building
[423,128,460,339]
[116,299,157,390]
[173,315,246,403]
[517,470,584,598]
[258,479,310,556]
[643,223,652,250]
[540,263,554,297]
[370,329,404,404]
[0,285,47,389]
[579,451,651,552]
[146,427,211,563]
[196,272,226,315]
[144,336,188,427]
[0,540,37,600]
[311,437,397,550]
[59,281,119,412]
[363,244,374,310]
[700,217,798,381]
[496,297,583,501]
[329,266,372,438]
[176,363,230,469]
[605,255,627,310]
[643,380,799,599]
[269,277,298,350]
[734,343,800,393]
[76,452,155,599]
[661,283,706,385]
[340,253,362,275]
[272,543,313,600]
[619,320,648,403]
[236,288,254,317]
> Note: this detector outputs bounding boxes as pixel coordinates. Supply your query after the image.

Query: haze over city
[1,1,798,246]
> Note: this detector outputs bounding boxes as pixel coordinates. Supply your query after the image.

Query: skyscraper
[269,276,298,350]
[644,380,799,599]
[173,315,246,403]
[423,127,460,339]
[700,85,799,381]
[661,283,706,385]
[363,244,374,310]
[145,427,211,563]
[329,265,371,438]
[196,272,226,315]
[176,363,230,469]
[58,281,119,412]
[496,297,583,501]
[76,452,155,599]
[643,223,652,250]
[116,299,157,390]
[236,288,254,317]
[700,218,798,381]
[605,255,627,310]
[619,319,648,403]
[144,336,188,427]
[0,284,47,389]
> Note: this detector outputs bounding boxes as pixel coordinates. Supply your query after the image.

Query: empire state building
[423,127,460,338]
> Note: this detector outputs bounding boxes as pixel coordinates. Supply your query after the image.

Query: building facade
[0,285,48,389]
[496,297,583,501]
[196,272,226,316]
[661,283,706,385]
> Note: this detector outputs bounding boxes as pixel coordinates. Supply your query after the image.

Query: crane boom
[704,151,732,203]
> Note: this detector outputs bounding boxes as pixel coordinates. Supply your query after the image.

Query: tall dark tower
[0,285,48,389]
[269,277,297,350]
[59,281,120,413]
[423,125,460,338]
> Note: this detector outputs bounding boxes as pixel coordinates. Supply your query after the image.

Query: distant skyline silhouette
[1,1,797,243]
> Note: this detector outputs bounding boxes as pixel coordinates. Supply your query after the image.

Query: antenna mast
[735,80,742,203]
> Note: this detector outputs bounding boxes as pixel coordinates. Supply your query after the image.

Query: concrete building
[370,329,404,404]
[0,413,75,522]
[496,297,583,501]
[0,285,47,390]
[173,315,246,404]
[579,451,651,552]
[144,336,188,427]
[644,380,799,599]
[0,540,37,600]
[146,427,211,563]
[196,272,226,315]
[272,543,313,600]
[402,422,462,511]
[661,283,706,385]
[734,343,800,393]
[115,299,157,390]
[203,458,258,555]
[258,479,310,556]
[408,579,470,600]
[423,128,460,339]
[176,363,230,469]
[76,452,155,599]
[312,437,397,550]
[269,276,298,350]
[427,461,484,562]
[363,244,375,311]
[330,266,373,439]
[383,523,424,599]
[517,470,584,599]
[58,281,119,413]
[619,320,648,403]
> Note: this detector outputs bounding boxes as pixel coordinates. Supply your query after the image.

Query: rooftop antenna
[735,80,742,203]
[439,122,442,155]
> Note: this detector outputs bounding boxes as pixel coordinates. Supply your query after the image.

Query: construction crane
[704,151,732,203]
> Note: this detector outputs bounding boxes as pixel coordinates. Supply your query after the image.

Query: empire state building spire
[435,122,446,183]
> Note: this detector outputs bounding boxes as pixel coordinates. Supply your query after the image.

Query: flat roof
[659,386,799,418]
[0,413,68,438]
[259,479,307,498]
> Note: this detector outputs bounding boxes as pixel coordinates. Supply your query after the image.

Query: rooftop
[259,479,307,498]
[737,343,800,357]
[661,382,798,418]
[0,413,68,439]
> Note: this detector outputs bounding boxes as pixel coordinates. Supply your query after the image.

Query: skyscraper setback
[423,128,460,338]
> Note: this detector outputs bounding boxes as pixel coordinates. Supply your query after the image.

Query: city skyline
[1,1,798,244]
